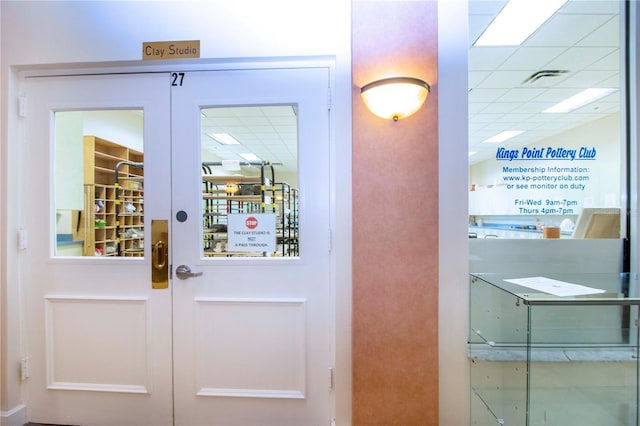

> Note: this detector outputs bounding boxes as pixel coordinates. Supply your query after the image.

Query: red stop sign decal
[245,216,258,229]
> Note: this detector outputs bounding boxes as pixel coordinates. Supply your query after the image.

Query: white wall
[2,1,346,64]
[83,111,144,152]
[55,112,85,211]
[0,1,352,424]
[55,110,143,217]
[438,0,470,424]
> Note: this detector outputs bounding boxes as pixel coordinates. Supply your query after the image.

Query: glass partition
[468,1,625,240]
[470,273,639,426]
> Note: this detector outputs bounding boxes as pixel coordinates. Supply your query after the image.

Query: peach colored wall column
[352,1,439,424]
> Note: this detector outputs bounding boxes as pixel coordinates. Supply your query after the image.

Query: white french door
[22,66,333,425]
[24,72,173,426]
[170,68,332,426]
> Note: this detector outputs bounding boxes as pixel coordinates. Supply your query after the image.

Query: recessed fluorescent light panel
[474,0,568,46]
[483,130,525,144]
[208,133,241,145]
[239,153,261,162]
[543,88,618,113]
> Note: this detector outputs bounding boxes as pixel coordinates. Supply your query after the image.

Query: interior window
[468,1,624,240]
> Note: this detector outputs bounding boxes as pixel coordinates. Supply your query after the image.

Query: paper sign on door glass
[227,213,276,253]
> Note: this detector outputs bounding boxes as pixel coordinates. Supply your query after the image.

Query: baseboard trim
[1,404,27,426]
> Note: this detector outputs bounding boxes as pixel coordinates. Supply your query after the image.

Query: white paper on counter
[504,276,606,297]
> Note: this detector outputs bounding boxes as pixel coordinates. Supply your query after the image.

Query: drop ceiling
[469,0,623,165]
[200,105,298,175]
[198,0,623,172]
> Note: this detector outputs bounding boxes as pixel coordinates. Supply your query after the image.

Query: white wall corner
[437,0,470,425]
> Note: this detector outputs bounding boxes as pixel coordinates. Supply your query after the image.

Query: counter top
[471,272,638,305]
[469,224,572,239]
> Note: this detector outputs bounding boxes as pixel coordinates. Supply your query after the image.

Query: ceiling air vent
[522,70,569,84]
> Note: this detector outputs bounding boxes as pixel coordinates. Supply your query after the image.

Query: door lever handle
[175,264,203,280]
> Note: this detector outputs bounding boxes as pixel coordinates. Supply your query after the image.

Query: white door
[170,68,332,425]
[23,73,173,425]
[22,67,333,425]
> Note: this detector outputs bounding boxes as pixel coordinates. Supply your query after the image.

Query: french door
[22,66,333,425]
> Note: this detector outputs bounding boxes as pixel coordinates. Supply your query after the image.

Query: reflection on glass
[201,106,299,258]
[54,110,144,257]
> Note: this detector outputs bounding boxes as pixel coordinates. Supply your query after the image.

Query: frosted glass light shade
[361,77,430,121]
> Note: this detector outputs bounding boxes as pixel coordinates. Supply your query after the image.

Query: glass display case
[469,273,640,426]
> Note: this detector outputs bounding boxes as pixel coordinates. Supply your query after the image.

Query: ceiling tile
[555,70,619,88]
[498,47,566,70]
[475,71,533,89]
[469,47,517,70]
[526,14,612,47]
[544,47,617,71]
[496,88,548,102]
[577,16,620,47]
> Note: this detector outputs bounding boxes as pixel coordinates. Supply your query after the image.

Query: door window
[200,106,299,258]
[54,110,145,257]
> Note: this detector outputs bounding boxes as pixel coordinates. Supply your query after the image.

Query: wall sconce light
[360,77,431,121]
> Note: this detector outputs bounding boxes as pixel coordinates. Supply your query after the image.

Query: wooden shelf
[83,136,144,257]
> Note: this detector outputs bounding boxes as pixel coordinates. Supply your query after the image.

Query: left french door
[22,73,173,425]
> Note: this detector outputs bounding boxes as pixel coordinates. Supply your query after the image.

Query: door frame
[3,57,352,425]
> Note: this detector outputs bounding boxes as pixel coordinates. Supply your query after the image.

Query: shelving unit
[201,162,298,257]
[83,136,144,257]
[114,160,144,256]
[469,272,640,426]
[275,182,299,256]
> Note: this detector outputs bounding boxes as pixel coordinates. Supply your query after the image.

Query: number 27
[171,72,185,86]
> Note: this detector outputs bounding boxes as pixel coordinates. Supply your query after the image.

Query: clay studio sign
[142,40,200,60]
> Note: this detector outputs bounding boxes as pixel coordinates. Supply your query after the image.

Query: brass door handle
[153,240,167,270]
[151,220,169,289]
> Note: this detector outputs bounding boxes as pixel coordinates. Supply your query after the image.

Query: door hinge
[18,227,28,250]
[328,228,333,253]
[18,96,27,118]
[21,357,29,380]
[327,87,332,111]
[328,367,335,390]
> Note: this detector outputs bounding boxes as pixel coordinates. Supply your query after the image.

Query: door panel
[171,68,332,425]
[24,73,172,426]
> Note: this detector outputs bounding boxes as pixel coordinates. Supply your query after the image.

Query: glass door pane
[54,110,145,257]
[200,106,299,258]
